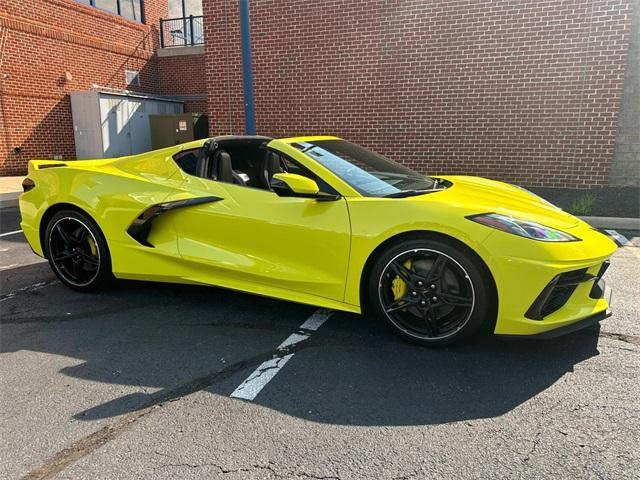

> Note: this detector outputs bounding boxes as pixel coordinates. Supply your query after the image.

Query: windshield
[291,139,439,197]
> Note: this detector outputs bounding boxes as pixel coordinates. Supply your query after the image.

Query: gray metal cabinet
[70,91,183,159]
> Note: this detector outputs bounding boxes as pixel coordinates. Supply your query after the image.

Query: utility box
[149,114,194,149]
[149,113,210,150]
[192,113,209,141]
[70,90,183,159]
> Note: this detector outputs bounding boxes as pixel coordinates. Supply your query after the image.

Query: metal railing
[160,16,204,48]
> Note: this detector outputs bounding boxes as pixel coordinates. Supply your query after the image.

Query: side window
[280,156,309,177]
[173,143,338,196]
[173,148,200,176]
[277,154,338,195]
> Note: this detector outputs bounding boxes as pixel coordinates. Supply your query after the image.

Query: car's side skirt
[113,269,362,314]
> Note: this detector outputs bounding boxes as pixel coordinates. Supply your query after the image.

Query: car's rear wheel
[368,237,494,346]
[44,209,113,292]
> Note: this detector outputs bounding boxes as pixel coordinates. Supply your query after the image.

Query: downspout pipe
[239,0,256,135]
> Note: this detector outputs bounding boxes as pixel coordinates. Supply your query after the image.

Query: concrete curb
[579,216,640,230]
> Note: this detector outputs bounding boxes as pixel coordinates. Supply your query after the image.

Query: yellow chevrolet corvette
[19,136,616,345]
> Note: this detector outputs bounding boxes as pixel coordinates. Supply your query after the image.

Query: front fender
[343,197,495,307]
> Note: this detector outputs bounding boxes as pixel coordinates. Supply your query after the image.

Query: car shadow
[0,206,22,233]
[1,263,601,427]
[244,310,601,425]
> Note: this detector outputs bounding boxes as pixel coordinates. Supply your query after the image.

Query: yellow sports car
[19,136,616,345]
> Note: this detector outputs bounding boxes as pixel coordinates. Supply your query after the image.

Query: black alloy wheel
[45,210,112,291]
[368,238,494,345]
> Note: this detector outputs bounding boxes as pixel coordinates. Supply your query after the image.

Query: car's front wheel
[44,209,113,292]
[368,237,495,346]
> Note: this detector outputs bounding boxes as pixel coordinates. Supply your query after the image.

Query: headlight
[467,213,580,242]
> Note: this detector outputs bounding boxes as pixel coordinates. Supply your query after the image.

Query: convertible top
[204,135,273,148]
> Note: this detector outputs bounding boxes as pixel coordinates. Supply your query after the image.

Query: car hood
[426,175,583,230]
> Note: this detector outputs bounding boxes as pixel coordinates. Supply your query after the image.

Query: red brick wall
[157,52,206,96]
[0,0,168,175]
[204,0,633,188]
[183,99,208,114]
[156,51,208,114]
[158,47,209,114]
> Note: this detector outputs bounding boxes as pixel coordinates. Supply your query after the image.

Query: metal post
[182,0,188,46]
[189,15,195,46]
[140,0,145,24]
[160,19,165,48]
[183,19,188,45]
[239,0,256,135]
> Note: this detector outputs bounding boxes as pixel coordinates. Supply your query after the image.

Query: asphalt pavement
[1,205,639,480]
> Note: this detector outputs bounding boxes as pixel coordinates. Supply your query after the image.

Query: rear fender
[27,158,116,173]
[21,166,187,258]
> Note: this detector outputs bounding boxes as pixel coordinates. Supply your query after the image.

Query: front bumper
[479,223,617,337]
[492,257,613,337]
[498,308,611,339]
[524,261,610,321]
[498,277,613,339]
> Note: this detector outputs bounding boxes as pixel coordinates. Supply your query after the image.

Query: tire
[44,209,113,292]
[367,237,495,346]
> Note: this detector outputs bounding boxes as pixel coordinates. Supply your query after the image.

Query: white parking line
[299,308,334,330]
[0,229,22,238]
[230,308,334,401]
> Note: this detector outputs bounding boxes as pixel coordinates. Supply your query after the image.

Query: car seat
[260,151,282,190]
[213,150,248,186]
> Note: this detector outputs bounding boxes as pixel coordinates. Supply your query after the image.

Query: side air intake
[127,196,223,247]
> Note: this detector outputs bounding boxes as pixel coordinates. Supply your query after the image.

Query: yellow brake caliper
[391,260,412,301]
[86,236,98,257]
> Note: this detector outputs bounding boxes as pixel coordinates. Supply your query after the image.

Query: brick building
[0,0,206,175]
[204,0,637,188]
[0,0,637,188]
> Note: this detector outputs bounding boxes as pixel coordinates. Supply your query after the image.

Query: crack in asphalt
[187,320,301,331]
[257,363,285,379]
[151,451,342,479]
[599,331,640,346]
[154,460,342,479]
[254,356,289,377]
[1,305,149,325]
[0,280,58,303]
[20,343,314,480]
[391,470,422,480]
[521,429,543,464]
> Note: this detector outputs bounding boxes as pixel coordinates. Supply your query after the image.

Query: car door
[171,176,351,304]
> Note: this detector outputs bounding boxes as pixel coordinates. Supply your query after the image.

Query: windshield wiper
[382,188,446,198]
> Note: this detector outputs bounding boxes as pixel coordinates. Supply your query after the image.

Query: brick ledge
[0,12,154,60]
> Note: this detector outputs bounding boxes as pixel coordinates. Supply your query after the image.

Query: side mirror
[272,173,319,195]
[271,173,341,201]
